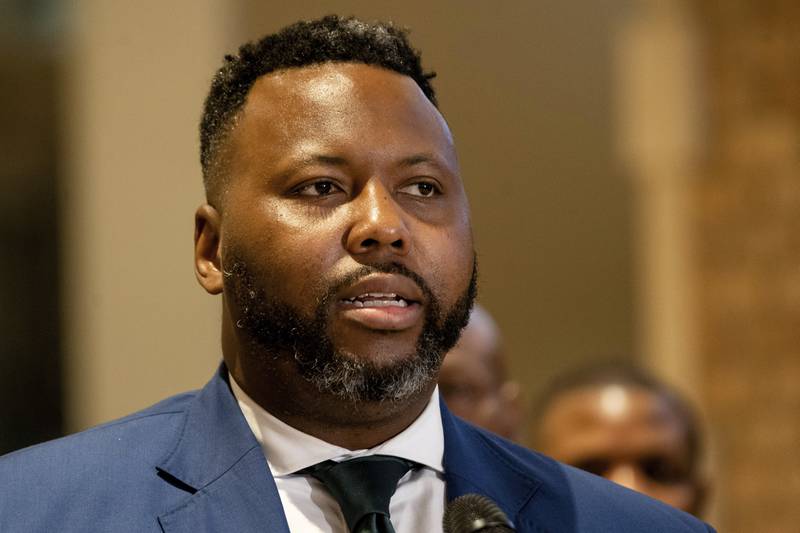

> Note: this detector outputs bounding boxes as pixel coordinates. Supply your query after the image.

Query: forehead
[541,385,689,452]
[230,62,455,162]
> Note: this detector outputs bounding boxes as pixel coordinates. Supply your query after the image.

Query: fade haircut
[199,15,438,205]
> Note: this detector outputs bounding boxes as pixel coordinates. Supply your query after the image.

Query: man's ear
[194,204,224,295]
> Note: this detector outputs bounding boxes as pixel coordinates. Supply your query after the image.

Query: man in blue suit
[0,16,714,532]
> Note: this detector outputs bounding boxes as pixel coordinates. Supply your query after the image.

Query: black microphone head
[443,493,516,532]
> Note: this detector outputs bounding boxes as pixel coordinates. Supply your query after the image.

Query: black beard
[223,257,477,404]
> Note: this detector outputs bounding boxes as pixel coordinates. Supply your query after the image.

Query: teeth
[351,299,409,308]
[344,292,403,303]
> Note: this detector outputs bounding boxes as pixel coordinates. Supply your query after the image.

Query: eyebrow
[398,153,441,167]
[285,152,448,175]
[276,154,347,180]
[281,152,449,181]
[295,154,348,168]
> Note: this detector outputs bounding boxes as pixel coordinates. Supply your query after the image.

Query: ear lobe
[500,381,521,408]
[194,204,224,295]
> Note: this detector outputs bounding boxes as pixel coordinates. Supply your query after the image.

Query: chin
[333,337,424,369]
[298,341,441,405]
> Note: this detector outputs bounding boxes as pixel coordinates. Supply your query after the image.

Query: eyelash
[401,181,441,197]
[293,180,343,197]
[292,179,442,198]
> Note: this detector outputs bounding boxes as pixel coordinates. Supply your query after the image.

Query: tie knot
[303,455,416,533]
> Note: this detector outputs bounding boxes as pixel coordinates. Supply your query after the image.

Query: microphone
[443,493,516,532]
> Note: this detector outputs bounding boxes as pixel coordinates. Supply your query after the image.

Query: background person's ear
[499,380,524,440]
[194,204,223,295]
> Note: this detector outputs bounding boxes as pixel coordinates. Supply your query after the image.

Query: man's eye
[296,181,341,197]
[400,182,439,197]
[572,458,611,477]
[640,456,689,484]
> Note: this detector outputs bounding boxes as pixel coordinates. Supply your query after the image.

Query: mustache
[319,262,435,307]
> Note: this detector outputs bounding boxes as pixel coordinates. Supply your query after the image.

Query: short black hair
[199,15,438,205]
[532,362,703,468]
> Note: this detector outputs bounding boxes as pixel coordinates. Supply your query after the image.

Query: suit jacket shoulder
[0,366,289,533]
[0,391,197,531]
[440,405,716,533]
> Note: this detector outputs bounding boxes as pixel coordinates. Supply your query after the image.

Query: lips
[335,274,424,331]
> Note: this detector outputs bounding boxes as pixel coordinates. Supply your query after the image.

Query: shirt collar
[229,373,445,477]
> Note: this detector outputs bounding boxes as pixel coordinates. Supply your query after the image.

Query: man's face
[214,63,475,402]
[537,385,702,515]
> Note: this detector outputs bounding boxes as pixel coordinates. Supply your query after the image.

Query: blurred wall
[616,0,703,394]
[692,2,800,531]
[62,0,239,430]
[617,1,800,530]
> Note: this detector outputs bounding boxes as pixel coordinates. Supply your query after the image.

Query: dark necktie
[303,454,416,533]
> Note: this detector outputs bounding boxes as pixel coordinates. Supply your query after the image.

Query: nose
[607,464,646,494]
[345,179,411,258]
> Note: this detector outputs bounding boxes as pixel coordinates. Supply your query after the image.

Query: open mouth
[340,292,416,308]
[335,274,425,331]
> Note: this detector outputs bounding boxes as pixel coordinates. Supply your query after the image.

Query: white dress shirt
[230,375,446,533]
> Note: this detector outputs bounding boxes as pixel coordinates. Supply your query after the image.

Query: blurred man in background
[438,304,522,441]
[529,364,708,517]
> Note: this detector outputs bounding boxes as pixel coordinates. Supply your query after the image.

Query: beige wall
[613,0,714,520]
[615,0,704,396]
[62,0,239,430]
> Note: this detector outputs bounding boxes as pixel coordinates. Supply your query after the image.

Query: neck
[224,345,436,450]
[262,382,435,450]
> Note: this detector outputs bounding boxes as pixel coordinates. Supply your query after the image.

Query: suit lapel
[154,367,543,532]
[156,365,290,533]
[441,399,541,529]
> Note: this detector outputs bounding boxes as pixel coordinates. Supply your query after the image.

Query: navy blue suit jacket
[0,365,714,532]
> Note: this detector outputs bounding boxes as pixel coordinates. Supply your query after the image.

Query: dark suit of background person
[0,16,714,533]
[439,303,523,442]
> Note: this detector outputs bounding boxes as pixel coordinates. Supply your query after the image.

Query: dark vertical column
[0,2,64,453]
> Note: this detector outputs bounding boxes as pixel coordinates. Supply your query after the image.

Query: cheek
[223,204,345,297]
[649,484,696,513]
[245,198,346,254]
[265,200,354,258]
[422,224,474,300]
[266,199,330,231]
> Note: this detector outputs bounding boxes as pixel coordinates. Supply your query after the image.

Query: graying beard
[222,255,474,404]
[294,348,437,404]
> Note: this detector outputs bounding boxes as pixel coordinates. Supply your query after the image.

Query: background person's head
[438,304,522,441]
[529,364,707,516]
